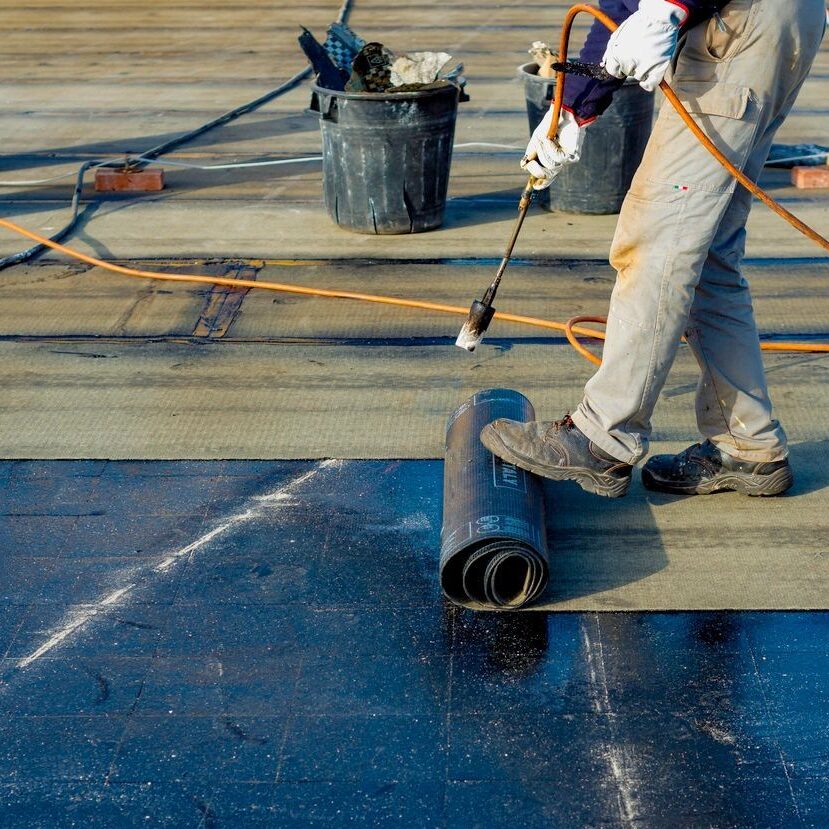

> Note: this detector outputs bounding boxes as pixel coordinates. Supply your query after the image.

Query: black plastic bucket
[519,62,654,214]
[310,83,463,234]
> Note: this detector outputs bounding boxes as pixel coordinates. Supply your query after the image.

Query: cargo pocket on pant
[678,0,757,69]
[643,80,761,195]
[704,0,756,60]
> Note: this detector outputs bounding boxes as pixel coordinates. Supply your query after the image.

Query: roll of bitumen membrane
[440,389,549,610]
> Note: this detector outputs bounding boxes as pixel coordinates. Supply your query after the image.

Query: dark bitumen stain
[47,350,117,359]
[370,783,398,798]
[253,563,273,578]
[743,256,829,267]
[2,334,583,347]
[759,332,829,343]
[113,617,157,631]
[9,333,829,349]
[223,719,268,745]
[111,287,156,336]
[83,668,110,705]
[2,510,106,517]
[192,263,259,339]
[17,254,829,269]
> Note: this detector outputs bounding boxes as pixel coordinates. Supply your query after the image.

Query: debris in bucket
[348,42,396,92]
[298,27,349,90]
[528,41,558,78]
[390,52,453,86]
[324,21,366,72]
[299,22,463,93]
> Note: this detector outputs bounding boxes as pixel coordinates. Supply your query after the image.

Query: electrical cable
[0,143,525,188]
[0,160,97,269]
[765,151,828,166]
[127,0,351,165]
[0,169,96,187]
[0,141,816,188]
[0,156,325,185]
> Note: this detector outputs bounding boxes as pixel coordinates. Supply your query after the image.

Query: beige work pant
[572,0,826,464]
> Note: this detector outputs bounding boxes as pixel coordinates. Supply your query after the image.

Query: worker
[481,0,826,498]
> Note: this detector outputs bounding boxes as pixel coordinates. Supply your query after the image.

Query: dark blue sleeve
[561,0,725,124]
[561,0,634,125]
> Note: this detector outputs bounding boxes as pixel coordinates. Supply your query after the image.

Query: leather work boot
[642,440,794,497]
[480,415,633,498]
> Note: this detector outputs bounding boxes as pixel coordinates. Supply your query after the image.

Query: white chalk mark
[101,585,135,606]
[17,585,136,669]
[748,647,804,823]
[15,461,339,670]
[154,462,340,573]
[153,509,256,573]
[581,617,639,826]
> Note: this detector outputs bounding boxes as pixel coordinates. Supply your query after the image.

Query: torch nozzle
[455,300,496,352]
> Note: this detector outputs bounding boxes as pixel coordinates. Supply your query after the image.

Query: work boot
[480,414,632,498]
[642,440,793,497]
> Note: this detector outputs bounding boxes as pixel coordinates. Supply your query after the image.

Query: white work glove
[602,0,687,92]
[521,107,585,190]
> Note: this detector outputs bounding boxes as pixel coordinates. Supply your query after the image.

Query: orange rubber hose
[0,217,824,361]
[546,4,829,361]
[0,216,602,338]
[565,316,607,366]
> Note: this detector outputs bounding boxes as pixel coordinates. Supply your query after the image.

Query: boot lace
[552,413,577,432]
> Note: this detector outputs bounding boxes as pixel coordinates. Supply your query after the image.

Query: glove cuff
[640,0,689,27]
[562,105,597,128]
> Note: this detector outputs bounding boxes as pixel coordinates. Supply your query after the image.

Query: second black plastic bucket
[310,83,463,234]
[519,62,654,214]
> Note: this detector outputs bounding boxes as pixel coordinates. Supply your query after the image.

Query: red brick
[791,166,829,189]
[94,167,164,192]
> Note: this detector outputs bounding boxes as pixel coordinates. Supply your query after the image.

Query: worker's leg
[572,0,826,464]
[685,146,783,461]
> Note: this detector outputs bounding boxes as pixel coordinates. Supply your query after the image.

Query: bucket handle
[308,90,339,121]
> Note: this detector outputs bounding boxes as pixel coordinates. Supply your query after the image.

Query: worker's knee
[609,189,681,277]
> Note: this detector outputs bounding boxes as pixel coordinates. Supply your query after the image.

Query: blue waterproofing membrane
[1,459,828,827]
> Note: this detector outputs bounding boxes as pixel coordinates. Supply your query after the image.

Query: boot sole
[480,425,631,499]
[641,464,793,497]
